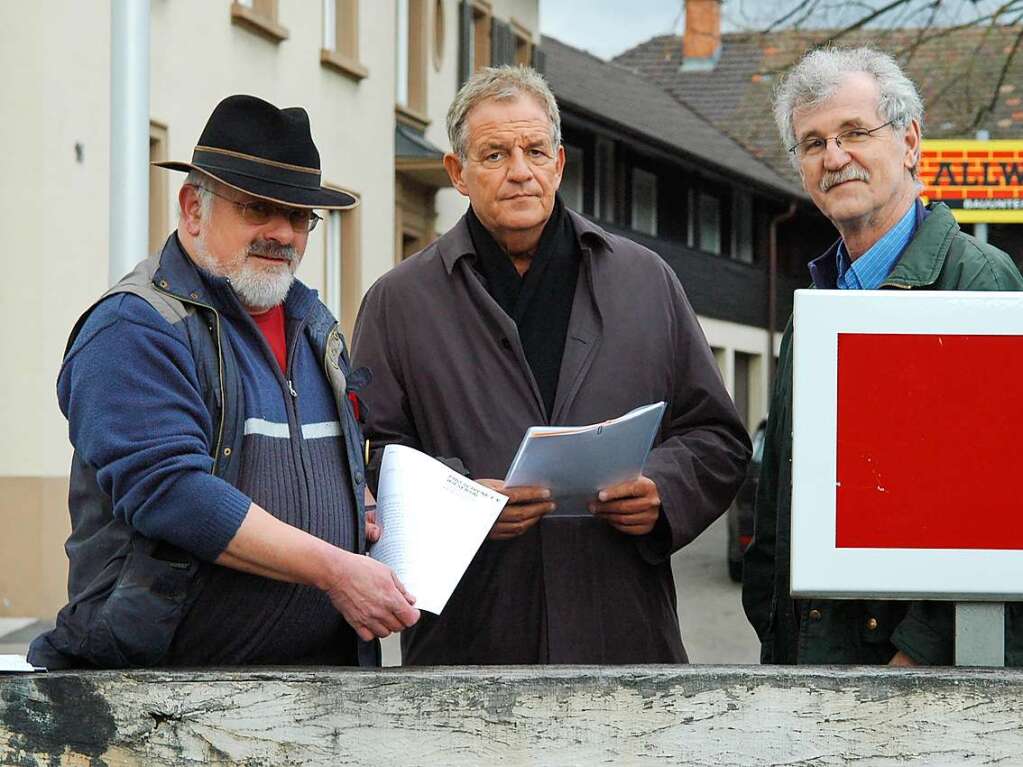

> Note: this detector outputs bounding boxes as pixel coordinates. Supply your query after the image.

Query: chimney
[681,0,722,72]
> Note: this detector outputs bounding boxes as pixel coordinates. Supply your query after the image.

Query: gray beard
[228,266,294,311]
[193,232,297,311]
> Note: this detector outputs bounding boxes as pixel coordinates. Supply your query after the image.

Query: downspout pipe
[109,0,150,286]
[768,201,797,385]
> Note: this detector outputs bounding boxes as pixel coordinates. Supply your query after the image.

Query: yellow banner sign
[920,140,1023,223]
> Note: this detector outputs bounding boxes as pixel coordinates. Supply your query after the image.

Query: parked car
[727,419,767,583]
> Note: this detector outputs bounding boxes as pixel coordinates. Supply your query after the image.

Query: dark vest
[29,239,378,669]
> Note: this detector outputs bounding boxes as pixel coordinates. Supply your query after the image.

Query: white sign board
[792,289,1023,600]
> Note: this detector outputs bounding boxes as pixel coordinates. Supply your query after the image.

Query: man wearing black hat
[28,95,418,669]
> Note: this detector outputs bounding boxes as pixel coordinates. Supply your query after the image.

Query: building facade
[543,36,832,436]
[1,0,539,618]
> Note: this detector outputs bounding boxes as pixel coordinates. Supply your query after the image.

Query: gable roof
[615,25,1023,184]
[541,35,806,198]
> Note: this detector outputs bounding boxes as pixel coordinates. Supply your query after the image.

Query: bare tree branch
[971,11,1023,128]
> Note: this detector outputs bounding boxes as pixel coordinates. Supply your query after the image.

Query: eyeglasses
[788,121,895,161]
[194,185,322,232]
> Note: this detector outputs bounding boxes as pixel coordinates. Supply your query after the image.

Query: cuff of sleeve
[891,606,954,665]
[165,473,252,562]
[635,510,673,565]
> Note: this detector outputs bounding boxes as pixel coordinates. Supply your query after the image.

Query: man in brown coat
[352,66,750,665]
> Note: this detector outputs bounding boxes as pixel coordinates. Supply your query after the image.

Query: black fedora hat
[155,94,357,210]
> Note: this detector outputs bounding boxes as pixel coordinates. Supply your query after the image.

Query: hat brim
[154,161,358,210]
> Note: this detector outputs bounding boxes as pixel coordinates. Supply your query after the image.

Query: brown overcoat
[352,210,750,664]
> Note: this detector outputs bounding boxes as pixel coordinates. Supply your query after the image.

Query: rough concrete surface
[3,666,1023,766]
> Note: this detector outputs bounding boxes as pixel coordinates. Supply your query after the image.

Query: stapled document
[504,401,667,516]
[369,445,508,614]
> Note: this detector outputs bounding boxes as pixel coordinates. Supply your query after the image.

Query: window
[459,0,492,84]
[396,0,428,125]
[686,190,696,248]
[560,144,584,212]
[395,177,438,264]
[433,0,445,71]
[698,192,721,255]
[472,3,492,71]
[733,352,751,430]
[323,187,362,337]
[230,0,288,42]
[732,189,753,263]
[594,137,616,223]
[511,19,532,66]
[149,122,169,255]
[325,210,344,321]
[396,0,409,105]
[322,0,366,80]
[631,168,658,236]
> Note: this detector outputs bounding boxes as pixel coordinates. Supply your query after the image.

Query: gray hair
[774,46,924,174]
[446,65,561,160]
[180,170,215,220]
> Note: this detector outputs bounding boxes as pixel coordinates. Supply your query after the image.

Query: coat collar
[436,206,614,275]
[881,202,956,289]
[808,200,954,290]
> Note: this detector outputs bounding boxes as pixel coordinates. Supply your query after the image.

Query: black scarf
[467,196,580,419]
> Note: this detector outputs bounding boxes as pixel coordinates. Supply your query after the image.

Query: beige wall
[0,478,71,616]
[1,0,541,618]
[701,316,772,433]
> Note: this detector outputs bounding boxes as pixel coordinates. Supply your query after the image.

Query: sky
[539,0,685,61]
[539,1,1019,62]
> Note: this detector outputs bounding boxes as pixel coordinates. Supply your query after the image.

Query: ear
[178,183,205,236]
[443,153,470,197]
[903,118,922,173]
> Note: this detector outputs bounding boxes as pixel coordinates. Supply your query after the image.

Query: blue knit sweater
[58,247,358,664]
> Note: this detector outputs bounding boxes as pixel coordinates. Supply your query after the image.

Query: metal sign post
[955,602,1005,666]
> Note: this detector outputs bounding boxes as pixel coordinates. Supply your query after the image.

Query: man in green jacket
[742,46,1023,666]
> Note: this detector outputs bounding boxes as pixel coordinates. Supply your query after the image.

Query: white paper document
[0,655,44,673]
[369,445,508,615]
[504,401,667,516]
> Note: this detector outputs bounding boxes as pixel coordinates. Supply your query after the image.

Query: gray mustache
[819,164,870,193]
[248,240,296,262]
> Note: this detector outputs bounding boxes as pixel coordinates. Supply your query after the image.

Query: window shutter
[491,18,515,67]
[458,0,472,86]
[531,46,546,74]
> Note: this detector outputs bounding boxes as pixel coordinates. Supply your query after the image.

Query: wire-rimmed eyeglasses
[788,121,895,161]
[192,185,323,233]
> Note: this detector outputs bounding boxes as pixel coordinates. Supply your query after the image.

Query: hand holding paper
[476,479,555,540]
[589,475,662,535]
[504,402,666,516]
[370,446,508,614]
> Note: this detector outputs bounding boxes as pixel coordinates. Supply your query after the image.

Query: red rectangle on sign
[836,333,1023,549]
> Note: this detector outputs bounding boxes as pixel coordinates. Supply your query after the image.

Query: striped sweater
[59,253,358,664]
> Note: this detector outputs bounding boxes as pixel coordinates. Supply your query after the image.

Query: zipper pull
[287,379,298,398]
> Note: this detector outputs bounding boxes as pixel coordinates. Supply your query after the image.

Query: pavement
[0,515,759,667]
[0,618,52,657]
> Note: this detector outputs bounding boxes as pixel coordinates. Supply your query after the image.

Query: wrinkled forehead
[465,94,553,137]
[792,72,883,136]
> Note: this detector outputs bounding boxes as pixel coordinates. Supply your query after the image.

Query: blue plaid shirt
[832,203,918,290]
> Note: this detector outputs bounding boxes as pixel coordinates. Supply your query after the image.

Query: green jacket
[742,202,1023,665]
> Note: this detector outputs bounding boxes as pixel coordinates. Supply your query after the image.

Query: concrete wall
[3,666,1023,765]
